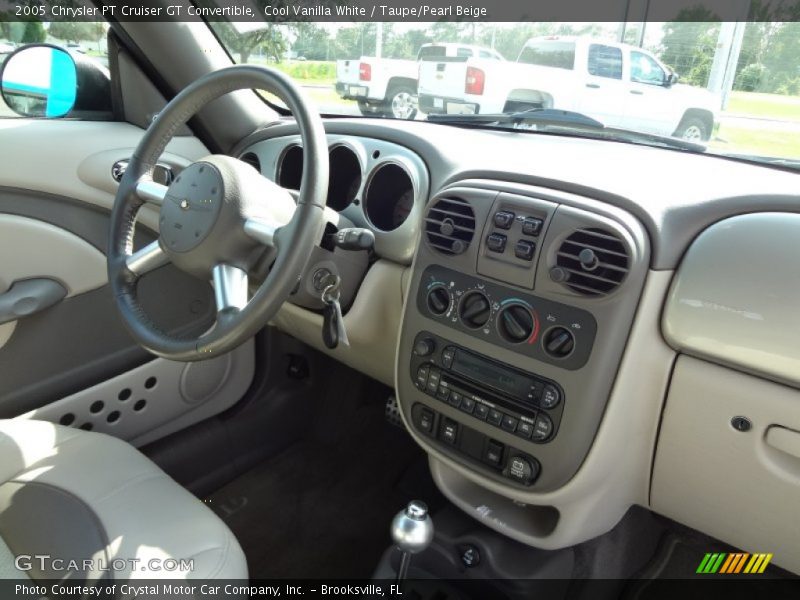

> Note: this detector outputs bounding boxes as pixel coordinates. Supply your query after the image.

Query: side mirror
[1,44,111,118]
[1,45,77,117]
[664,70,679,88]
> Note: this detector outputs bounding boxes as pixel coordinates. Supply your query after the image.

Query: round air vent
[424,197,475,256]
[239,152,261,173]
[553,228,629,296]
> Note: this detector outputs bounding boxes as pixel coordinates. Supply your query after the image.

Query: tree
[658,10,721,87]
[212,22,288,64]
[291,22,330,61]
[49,22,105,47]
[21,21,45,44]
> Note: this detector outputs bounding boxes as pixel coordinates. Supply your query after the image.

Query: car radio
[410,331,565,444]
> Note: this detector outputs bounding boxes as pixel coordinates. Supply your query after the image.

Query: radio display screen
[451,349,532,401]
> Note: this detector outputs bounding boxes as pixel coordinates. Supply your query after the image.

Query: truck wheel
[384,85,418,120]
[676,117,710,142]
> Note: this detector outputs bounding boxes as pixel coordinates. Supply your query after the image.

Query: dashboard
[235,118,800,571]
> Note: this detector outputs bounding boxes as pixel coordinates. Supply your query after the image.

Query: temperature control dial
[426,286,451,315]
[459,292,491,329]
[498,304,535,343]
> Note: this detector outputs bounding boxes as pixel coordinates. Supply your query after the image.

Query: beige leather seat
[0,419,246,583]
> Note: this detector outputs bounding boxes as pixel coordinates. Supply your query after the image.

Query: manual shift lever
[391,500,434,583]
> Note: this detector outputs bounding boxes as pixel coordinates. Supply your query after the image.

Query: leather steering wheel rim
[108,65,328,361]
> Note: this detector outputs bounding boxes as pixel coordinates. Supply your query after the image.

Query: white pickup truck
[336,43,504,120]
[418,36,719,141]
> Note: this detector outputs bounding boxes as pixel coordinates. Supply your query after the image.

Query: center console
[397,181,649,493]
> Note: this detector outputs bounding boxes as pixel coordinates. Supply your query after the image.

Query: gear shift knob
[391,500,434,583]
[391,500,434,553]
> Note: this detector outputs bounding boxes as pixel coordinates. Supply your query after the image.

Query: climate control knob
[459,292,491,329]
[426,286,451,315]
[543,327,575,358]
[498,304,535,343]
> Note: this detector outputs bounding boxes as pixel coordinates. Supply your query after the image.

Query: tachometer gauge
[392,189,414,228]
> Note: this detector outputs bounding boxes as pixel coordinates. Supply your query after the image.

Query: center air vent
[554,228,629,296]
[425,197,475,256]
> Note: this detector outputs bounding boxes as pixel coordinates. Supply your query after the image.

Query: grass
[726,91,800,122]
[711,124,800,159]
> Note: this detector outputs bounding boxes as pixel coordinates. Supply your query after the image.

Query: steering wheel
[108,66,328,361]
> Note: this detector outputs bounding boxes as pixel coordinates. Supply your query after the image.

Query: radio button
[516,420,534,439]
[441,346,456,369]
[436,384,450,402]
[415,365,430,389]
[501,414,518,432]
[474,403,489,420]
[449,391,462,408]
[459,396,475,414]
[532,414,553,441]
[540,385,561,409]
[426,369,441,395]
[488,409,503,426]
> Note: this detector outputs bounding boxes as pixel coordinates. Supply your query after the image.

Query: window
[479,50,501,60]
[588,44,623,79]
[456,48,473,58]
[518,41,576,70]
[631,51,666,85]
[417,45,445,60]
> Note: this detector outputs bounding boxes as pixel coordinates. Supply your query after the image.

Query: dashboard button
[522,217,543,237]
[459,396,475,414]
[436,384,450,402]
[426,369,441,395]
[484,440,504,466]
[474,403,489,420]
[441,418,458,445]
[514,240,536,261]
[442,346,456,369]
[540,385,561,409]
[505,455,537,485]
[415,365,430,389]
[486,233,507,253]
[532,414,553,441]
[449,391,463,408]
[414,338,436,357]
[516,419,534,439]
[493,211,515,230]
[418,408,434,433]
[501,414,518,432]
[488,409,503,426]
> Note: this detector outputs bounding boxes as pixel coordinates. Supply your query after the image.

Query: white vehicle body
[336,43,504,119]
[418,36,719,140]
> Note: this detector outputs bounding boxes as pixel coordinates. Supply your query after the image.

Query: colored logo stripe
[698,552,773,574]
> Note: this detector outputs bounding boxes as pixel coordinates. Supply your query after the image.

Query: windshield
[208,20,800,165]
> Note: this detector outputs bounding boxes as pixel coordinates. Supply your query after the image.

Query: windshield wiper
[427,108,706,152]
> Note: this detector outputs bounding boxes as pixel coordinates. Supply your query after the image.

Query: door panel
[0,119,255,441]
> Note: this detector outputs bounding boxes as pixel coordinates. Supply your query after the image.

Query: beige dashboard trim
[271,260,406,387]
[420,270,676,549]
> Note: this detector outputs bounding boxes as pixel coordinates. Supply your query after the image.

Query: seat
[0,419,247,582]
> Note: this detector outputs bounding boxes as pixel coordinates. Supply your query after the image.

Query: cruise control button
[415,365,430,389]
[442,346,456,369]
[532,413,553,441]
[488,409,503,426]
[514,240,536,261]
[484,440,504,466]
[522,217,543,237]
[516,419,534,439]
[441,419,458,445]
[540,385,561,409]
[474,403,489,420]
[459,396,475,414]
[486,233,507,253]
[493,211,515,230]
[501,414,518,432]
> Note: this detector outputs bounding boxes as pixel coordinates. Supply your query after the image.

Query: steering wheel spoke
[212,264,249,313]
[136,180,168,207]
[126,240,169,276]
[244,218,281,247]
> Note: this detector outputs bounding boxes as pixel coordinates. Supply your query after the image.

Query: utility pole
[707,21,747,110]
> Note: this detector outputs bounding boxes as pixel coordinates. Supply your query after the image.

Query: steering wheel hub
[161,161,224,253]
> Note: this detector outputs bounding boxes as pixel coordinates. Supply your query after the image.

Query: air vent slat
[425,197,475,256]
[555,227,630,296]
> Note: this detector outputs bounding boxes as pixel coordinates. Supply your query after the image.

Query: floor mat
[207,402,442,578]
